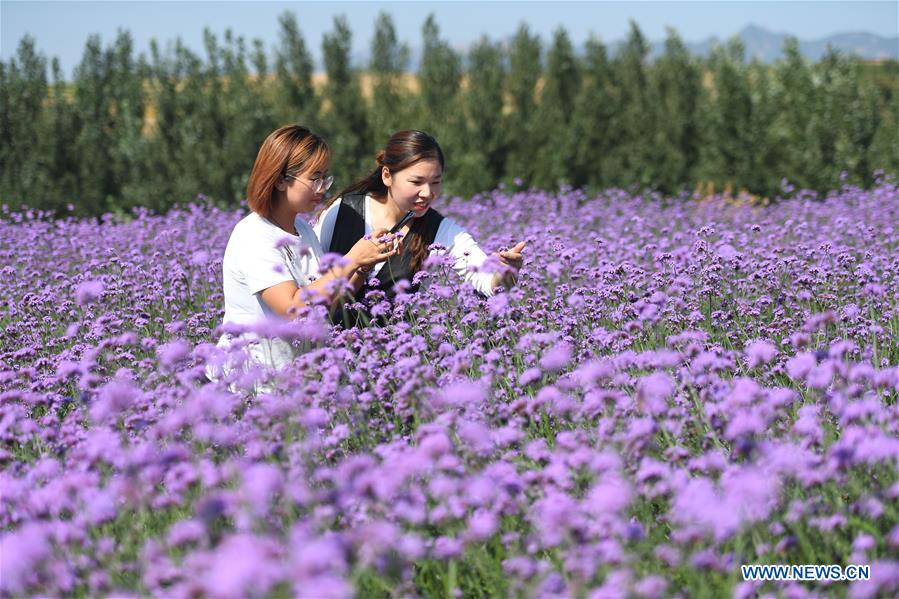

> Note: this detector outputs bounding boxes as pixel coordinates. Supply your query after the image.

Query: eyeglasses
[285,173,334,194]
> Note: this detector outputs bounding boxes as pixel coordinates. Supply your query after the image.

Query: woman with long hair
[315,130,525,324]
[212,124,399,373]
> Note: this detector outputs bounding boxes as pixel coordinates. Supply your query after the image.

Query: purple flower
[156,339,191,370]
[634,575,668,599]
[200,534,285,599]
[419,429,455,459]
[849,560,899,599]
[717,243,739,261]
[456,419,494,456]
[5,178,899,596]
[745,339,777,368]
[90,379,141,423]
[292,575,352,599]
[167,519,206,547]
[0,523,50,595]
[289,532,347,578]
[518,367,543,386]
[635,372,675,415]
[434,379,486,408]
[721,467,779,522]
[786,352,817,381]
[503,556,537,580]
[585,472,632,515]
[672,477,739,541]
[318,252,350,273]
[887,526,899,549]
[724,410,766,440]
[75,280,104,305]
[465,510,498,542]
[533,491,578,547]
[540,341,573,371]
[487,292,510,316]
[241,463,284,517]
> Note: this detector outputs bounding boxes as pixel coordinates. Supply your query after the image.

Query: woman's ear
[382,166,392,188]
[275,176,288,192]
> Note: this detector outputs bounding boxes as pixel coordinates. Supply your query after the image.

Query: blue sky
[3,1,897,76]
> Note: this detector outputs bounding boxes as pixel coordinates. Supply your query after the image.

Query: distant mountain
[375,24,897,71]
[648,24,897,62]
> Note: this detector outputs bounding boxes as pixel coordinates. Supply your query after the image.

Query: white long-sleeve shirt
[314,194,497,297]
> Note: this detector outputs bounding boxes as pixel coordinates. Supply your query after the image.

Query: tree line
[2,12,897,216]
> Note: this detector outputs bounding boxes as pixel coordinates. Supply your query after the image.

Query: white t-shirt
[213,212,323,374]
[314,195,497,296]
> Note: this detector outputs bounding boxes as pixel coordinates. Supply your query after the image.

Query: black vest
[328,193,444,326]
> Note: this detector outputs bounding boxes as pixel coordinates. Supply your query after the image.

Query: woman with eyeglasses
[212,125,399,374]
[315,129,526,326]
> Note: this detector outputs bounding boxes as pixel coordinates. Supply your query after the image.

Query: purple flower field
[1,183,898,598]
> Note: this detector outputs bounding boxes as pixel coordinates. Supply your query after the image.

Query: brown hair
[328,130,445,274]
[246,125,330,217]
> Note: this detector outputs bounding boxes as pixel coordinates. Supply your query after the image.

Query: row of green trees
[2,13,897,215]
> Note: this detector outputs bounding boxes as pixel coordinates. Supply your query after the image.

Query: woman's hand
[260,230,404,317]
[347,228,402,272]
[492,241,526,289]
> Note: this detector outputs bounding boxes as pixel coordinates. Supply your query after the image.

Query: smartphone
[389,210,416,234]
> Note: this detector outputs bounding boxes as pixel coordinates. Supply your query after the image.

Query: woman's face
[282,161,331,214]
[383,159,443,216]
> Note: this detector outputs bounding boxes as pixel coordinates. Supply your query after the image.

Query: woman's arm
[260,230,399,318]
[437,219,526,296]
[259,258,361,317]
